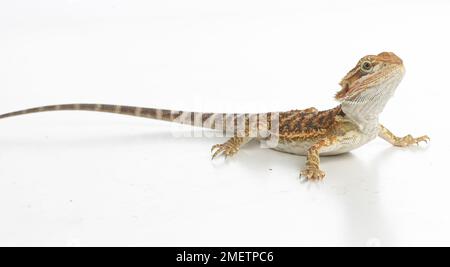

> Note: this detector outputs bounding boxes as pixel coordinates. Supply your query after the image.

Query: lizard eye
[361,61,373,73]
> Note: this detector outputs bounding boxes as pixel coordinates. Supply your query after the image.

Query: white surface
[0,0,449,247]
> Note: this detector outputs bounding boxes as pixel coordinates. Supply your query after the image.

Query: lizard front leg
[378,124,430,147]
[211,137,252,159]
[300,136,337,181]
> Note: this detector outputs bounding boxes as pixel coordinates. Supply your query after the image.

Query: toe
[300,168,325,181]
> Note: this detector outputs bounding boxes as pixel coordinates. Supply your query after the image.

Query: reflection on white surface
[0,120,444,246]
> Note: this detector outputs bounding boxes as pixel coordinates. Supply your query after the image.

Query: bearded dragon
[0,52,429,180]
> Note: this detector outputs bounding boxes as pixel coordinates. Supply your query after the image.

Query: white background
[0,0,449,247]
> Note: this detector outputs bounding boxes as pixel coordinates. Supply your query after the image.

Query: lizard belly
[270,129,376,156]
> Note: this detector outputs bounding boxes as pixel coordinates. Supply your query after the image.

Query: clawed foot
[211,142,240,159]
[300,167,326,181]
[394,135,430,147]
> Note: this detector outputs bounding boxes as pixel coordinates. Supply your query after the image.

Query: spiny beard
[339,74,403,133]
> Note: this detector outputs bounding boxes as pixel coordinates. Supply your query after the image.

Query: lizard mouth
[335,83,352,100]
[335,65,405,103]
[336,81,390,103]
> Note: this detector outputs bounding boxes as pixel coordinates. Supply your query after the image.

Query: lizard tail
[0,104,253,131]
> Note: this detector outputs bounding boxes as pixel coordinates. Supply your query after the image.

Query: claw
[396,134,430,147]
[211,142,240,159]
[414,135,430,146]
[211,144,221,153]
[420,135,430,143]
[300,168,326,181]
[211,146,226,159]
[211,137,246,160]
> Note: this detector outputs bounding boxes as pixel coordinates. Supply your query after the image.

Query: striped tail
[0,104,265,133]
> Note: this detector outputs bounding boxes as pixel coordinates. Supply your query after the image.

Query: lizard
[0,52,429,181]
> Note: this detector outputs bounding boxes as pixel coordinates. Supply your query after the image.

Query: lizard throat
[340,73,403,134]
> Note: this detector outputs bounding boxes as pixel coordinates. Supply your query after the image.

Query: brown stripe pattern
[0,103,343,140]
[0,104,244,132]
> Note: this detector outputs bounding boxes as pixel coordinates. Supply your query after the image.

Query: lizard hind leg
[211,137,252,159]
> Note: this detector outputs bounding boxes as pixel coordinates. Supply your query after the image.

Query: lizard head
[335,52,405,104]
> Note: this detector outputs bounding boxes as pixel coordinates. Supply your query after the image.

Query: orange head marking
[335,52,404,102]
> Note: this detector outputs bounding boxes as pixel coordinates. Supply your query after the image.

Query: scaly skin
[0,52,429,181]
[378,125,430,147]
